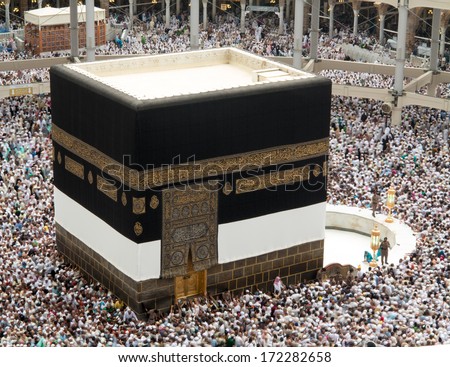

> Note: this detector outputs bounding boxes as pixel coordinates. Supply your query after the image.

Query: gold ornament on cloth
[150,195,159,209]
[134,222,143,236]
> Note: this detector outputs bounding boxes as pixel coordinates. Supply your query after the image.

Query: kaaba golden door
[162,185,217,301]
[174,253,206,301]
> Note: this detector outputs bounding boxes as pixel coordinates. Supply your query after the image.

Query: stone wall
[206,241,324,297]
[56,223,324,319]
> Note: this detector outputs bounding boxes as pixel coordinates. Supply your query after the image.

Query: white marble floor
[324,229,407,270]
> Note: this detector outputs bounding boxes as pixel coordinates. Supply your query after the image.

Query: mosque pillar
[278,0,285,35]
[430,9,441,72]
[329,0,335,38]
[166,0,171,28]
[190,0,200,49]
[240,0,246,33]
[391,106,402,126]
[293,0,304,69]
[394,0,408,96]
[4,0,10,31]
[86,0,95,62]
[406,7,424,53]
[176,0,181,15]
[202,0,207,29]
[286,0,291,24]
[212,0,216,19]
[427,78,439,97]
[376,3,389,45]
[303,0,310,34]
[351,0,361,36]
[352,9,359,35]
[379,14,385,44]
[129,0,134,28]
[309,0,319,60]
[440,25,447,56]
[70,0,79,59]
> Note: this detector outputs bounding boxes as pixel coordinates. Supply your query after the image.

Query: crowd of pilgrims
[0,10,450,347]
[0,9,399,85]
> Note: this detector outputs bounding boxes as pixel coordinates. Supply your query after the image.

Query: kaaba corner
[50,48,331,317]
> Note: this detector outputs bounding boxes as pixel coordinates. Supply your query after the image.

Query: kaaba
[50,48,331,317]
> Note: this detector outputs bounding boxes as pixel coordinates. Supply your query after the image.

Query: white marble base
[324,205,416,270]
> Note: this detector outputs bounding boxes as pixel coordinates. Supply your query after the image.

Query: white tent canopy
[24,5,105,27]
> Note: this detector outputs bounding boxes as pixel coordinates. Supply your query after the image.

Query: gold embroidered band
[64,156,85,180]
[97,175,118,202]
[53,124,328,191]
[235,161,327,194]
